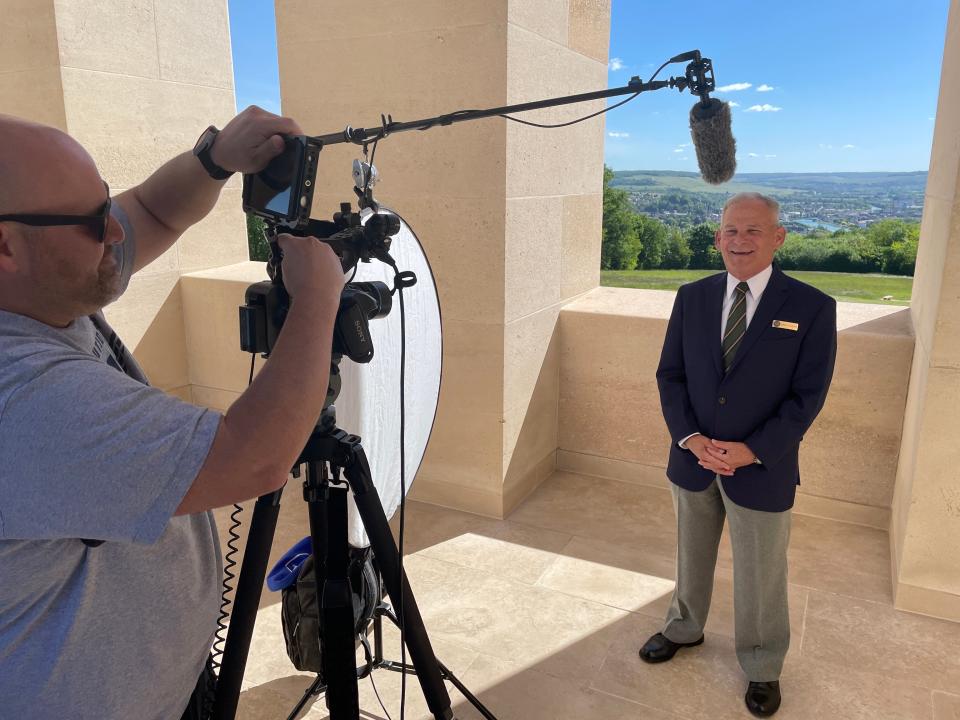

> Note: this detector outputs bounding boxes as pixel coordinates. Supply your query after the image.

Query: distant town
[609,169,927,233]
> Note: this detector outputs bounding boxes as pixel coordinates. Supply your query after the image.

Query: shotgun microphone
[689,98,737,185]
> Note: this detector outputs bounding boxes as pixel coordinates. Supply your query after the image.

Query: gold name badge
[772,320,799,331]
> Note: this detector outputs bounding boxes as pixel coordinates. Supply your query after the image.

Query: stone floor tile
[507,472,680,559]
[536,535,677,612]
[416,519,571,585]
[401,553,629,684]
[786,514,892,603]
[801,589,960,692]
[779,655,934,720]
[454,652,689,720]
[934,691,960,719]
[590,613,749,720]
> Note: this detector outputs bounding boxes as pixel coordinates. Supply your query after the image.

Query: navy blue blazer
[656,266,837,512]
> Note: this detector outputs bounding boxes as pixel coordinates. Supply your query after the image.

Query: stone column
[891,0,960,621]
[0,0,247,400]
[277,0,609,517]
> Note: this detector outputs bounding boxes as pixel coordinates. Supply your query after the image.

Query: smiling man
[639,193,838,717]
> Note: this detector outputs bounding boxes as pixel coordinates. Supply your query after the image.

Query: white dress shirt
[678,264,774,450]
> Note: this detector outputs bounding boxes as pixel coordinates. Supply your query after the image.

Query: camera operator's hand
[276,234,346,310]
[210,105,303,175]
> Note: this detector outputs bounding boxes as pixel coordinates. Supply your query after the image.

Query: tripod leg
[212,489,284,720]
[306,464,360,719]
[343,446,454,720]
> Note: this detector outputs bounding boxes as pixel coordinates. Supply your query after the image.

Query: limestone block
[305,193,507,326]
[926,2,960,205]
[276,0,505,46]
[103,271,188,391]
[505,196,563,322]
[155,0,233,88]
[53,0,158,78]
[279,22,508,121]
[568,0,611,63]
[179,268,263,394]
[508,0,568,46]
[176,187,250,272]
[505,24,606,198]
[2,0,59,74]
[930,193,960,367]
[59,68,236,188]
[801,310,914,508]
[561,193,602,299]
[502,350,559,509]
[911,194,952,354]
[416,400,504,499]
[504,304,561,418]
[899,365,960,597]
[0,67,67,130]
[559,293,671,465]
[190,385,241,413]
[439,319,505,417]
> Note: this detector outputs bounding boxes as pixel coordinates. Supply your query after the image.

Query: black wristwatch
[193,126,233,180]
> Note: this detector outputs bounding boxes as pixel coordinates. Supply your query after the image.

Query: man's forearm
[133,151,226,236]
[177,297,338,514]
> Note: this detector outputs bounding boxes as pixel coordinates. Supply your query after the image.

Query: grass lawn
[601,269,912,306]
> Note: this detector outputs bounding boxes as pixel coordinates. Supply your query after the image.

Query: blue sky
[229,0,950,173]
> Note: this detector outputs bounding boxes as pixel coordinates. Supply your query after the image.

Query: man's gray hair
[722,192,781,225]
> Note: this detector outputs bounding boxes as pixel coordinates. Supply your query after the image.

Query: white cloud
[745,104,782,112]
[609,57,624,71]
[728,101,740,107]
[819,143,834,150]
[748,152,760,158]
[608,131,630,138]
[673,148,683,153]
[716,82,752,92]
[757,84,775,92]
[765,154,777,158]
[842,144,857,149]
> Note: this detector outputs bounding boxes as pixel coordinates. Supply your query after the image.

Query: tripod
[210,419,497,720]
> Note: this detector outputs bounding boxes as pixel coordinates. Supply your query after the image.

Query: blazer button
[718,396,727,405]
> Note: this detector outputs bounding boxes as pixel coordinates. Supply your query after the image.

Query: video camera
[238,136,404,367]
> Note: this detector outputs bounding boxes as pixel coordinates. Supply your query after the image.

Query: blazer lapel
[708,272,726,377]
[726,266,790,374]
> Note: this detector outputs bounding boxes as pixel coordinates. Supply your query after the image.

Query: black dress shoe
[638,632,704,663]
[745,680,781,717]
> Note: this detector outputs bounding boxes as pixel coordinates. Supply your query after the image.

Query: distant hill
[609,170,927,229]
[610,169,928,197]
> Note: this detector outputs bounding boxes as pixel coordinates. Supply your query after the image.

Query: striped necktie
[722,281,750,372]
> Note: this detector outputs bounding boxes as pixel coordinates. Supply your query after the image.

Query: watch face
[194,126,217,153]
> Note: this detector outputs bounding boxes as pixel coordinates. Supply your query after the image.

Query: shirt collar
[726,263,774,300]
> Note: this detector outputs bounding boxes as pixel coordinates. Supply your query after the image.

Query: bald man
[0,109,346,719]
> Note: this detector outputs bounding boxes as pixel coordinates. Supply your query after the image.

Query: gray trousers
[662,478,792,681]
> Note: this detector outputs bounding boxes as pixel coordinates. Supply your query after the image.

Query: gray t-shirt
[0,206,223,719]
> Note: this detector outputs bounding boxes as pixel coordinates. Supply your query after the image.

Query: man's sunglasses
[0,182,112,243]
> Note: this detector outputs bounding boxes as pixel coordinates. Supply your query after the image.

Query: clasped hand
[686,435,756,476]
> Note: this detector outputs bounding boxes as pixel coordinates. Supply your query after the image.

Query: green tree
[686,223,719,269]
[247,213,270,262]
[602,166,642,270]
[661,228,692,269]
[635,214,669,269]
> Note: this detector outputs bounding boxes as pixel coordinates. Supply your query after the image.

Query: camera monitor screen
[242,137,305,223]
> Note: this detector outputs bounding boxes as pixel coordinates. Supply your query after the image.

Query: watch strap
[194,126,233,180]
